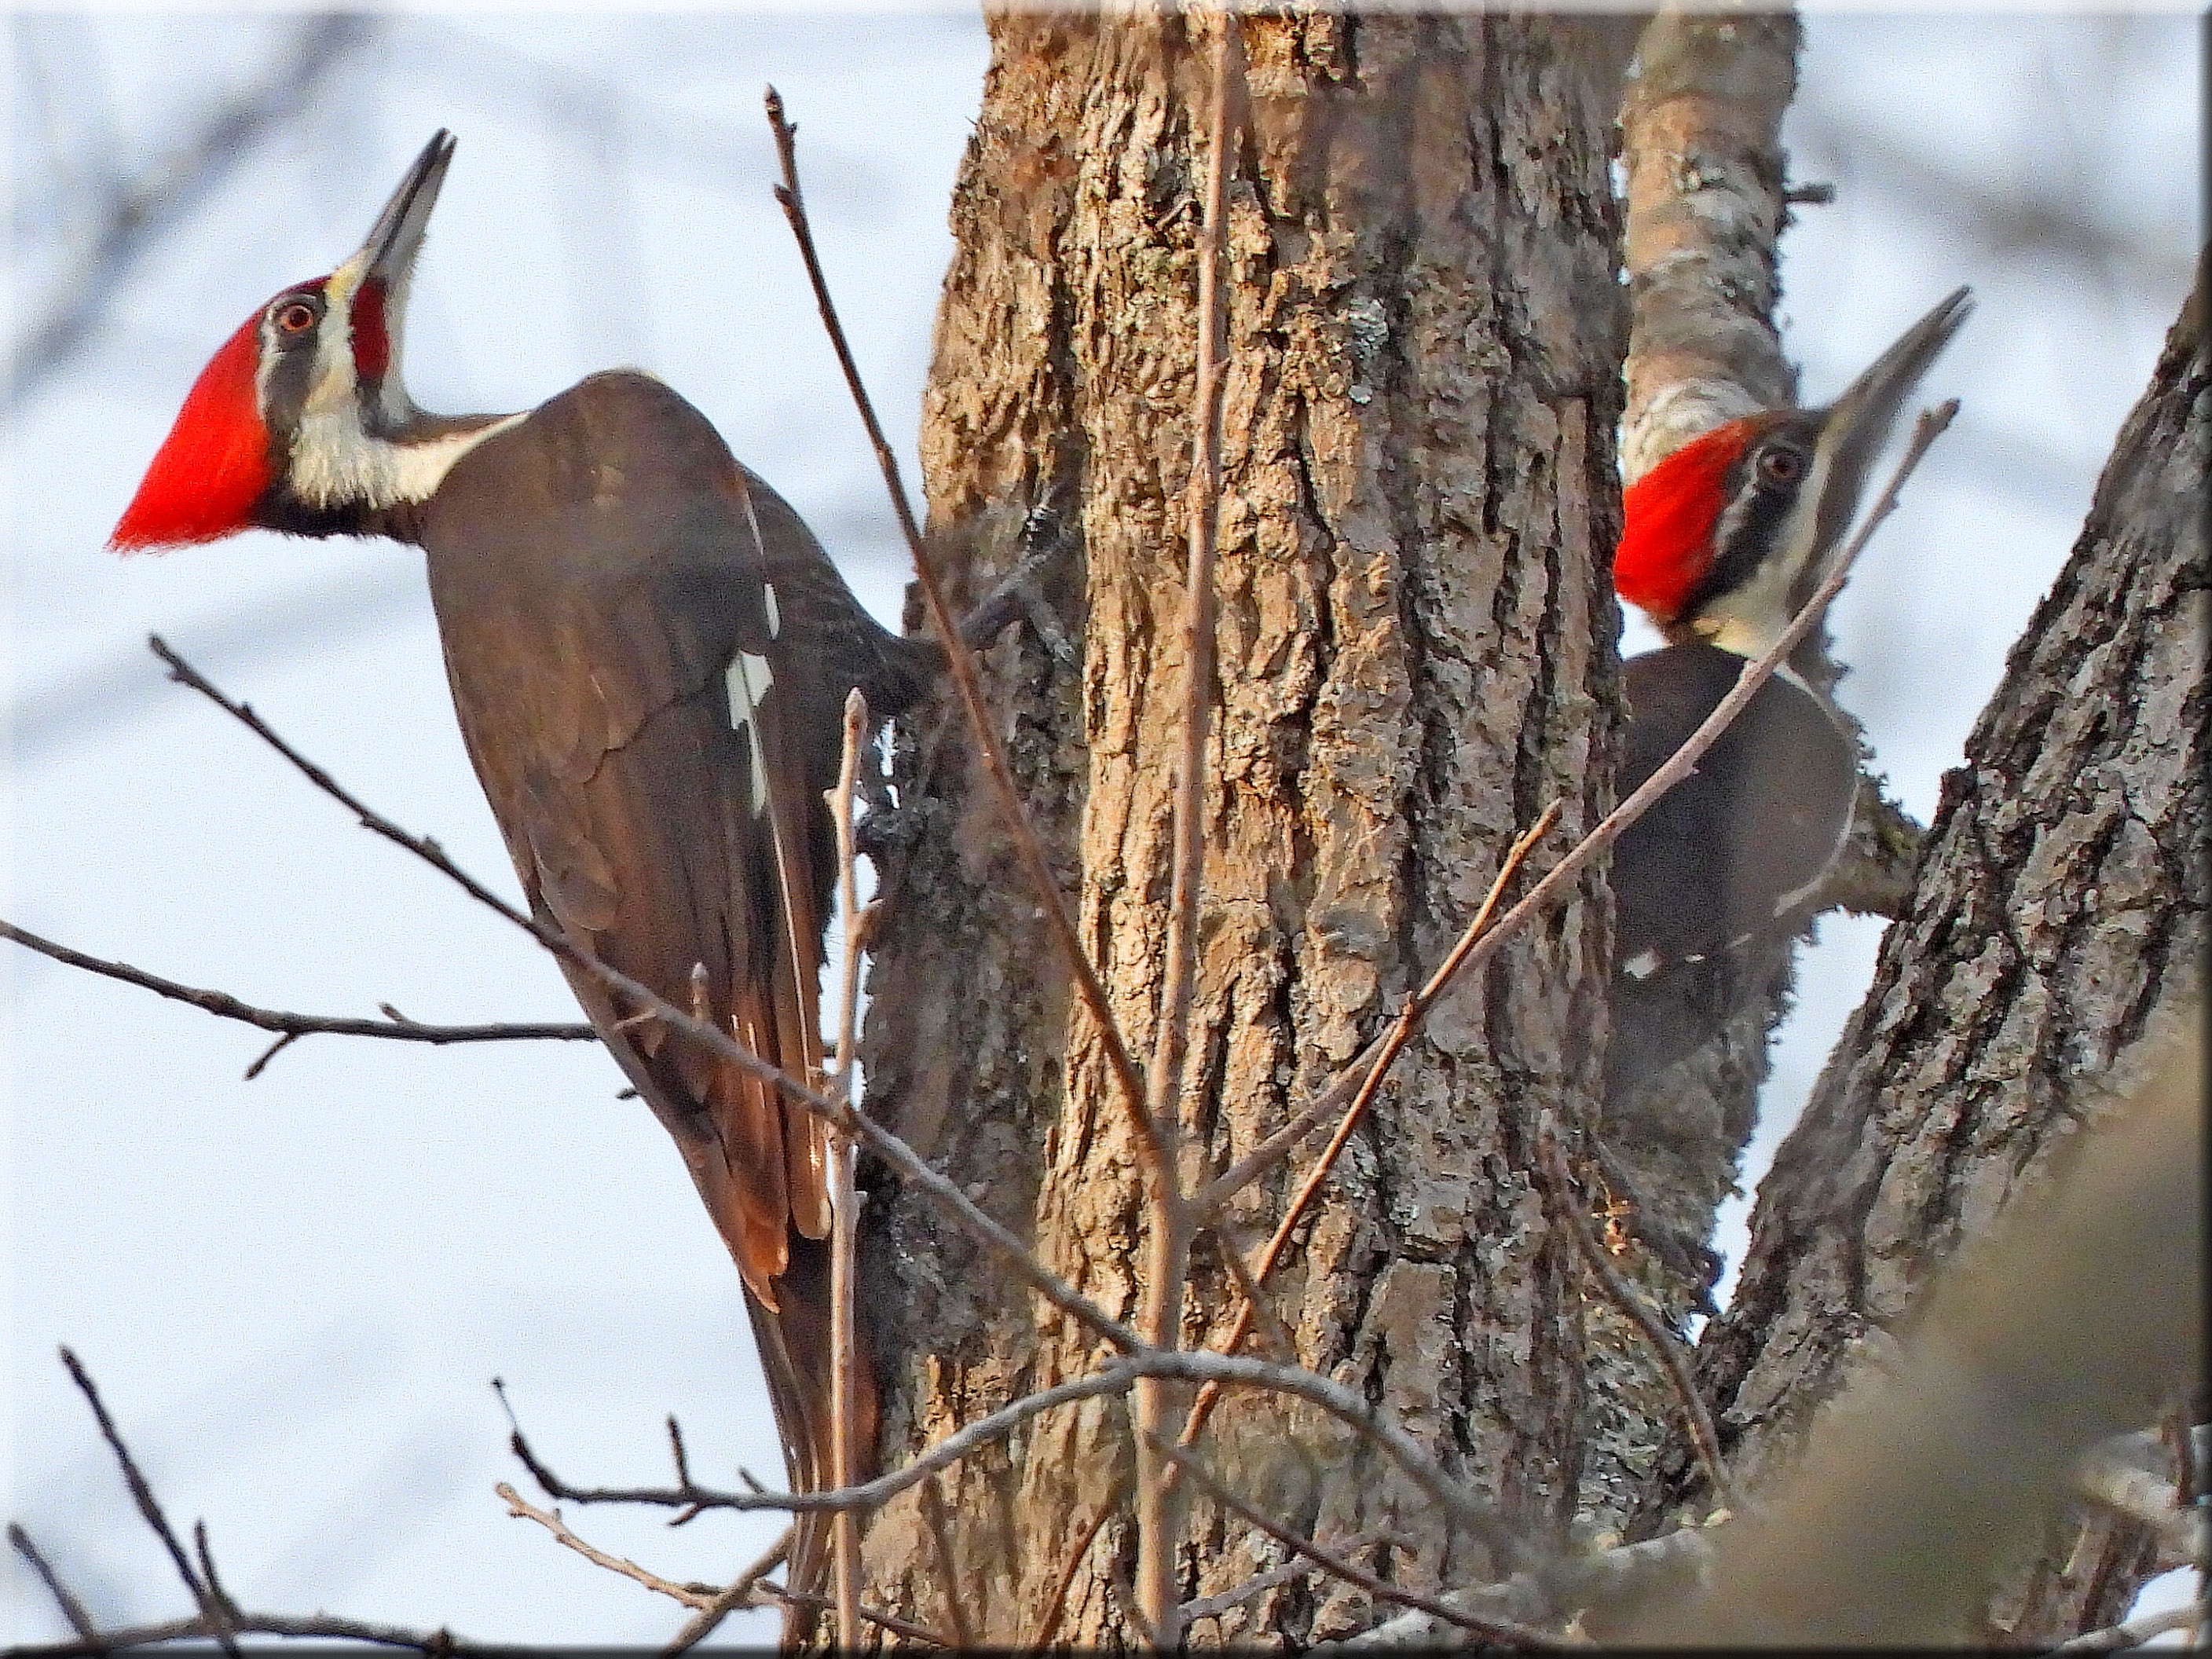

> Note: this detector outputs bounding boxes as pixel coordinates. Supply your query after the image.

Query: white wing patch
[725,650,776,820]
[763,582,781,639]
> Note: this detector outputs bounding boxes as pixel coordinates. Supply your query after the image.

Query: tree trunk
[1633,253,2209,1635]
[856,11,1626,1646]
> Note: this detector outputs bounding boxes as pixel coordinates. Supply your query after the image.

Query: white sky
[5,10,2199,1646]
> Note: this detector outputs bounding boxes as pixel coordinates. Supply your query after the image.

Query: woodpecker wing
[1613,641,1858,973]
[410,372,840,1291]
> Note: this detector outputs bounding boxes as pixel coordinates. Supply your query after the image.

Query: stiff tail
[746,1229,877,1643]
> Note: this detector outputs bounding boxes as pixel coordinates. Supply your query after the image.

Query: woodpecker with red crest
[112,131,947,1615]
[1606,287,1971,1090]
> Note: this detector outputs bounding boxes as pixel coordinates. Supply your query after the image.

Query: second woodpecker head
[110,131,467,552]
[1613,287,1972,660]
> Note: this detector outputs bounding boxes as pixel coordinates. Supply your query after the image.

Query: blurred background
[4,9,2198,1646]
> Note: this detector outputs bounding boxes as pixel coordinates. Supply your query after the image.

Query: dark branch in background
[9,15,377,411]
[0,919,596,1079]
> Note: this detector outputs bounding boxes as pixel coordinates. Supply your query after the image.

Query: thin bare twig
[58,1347,241,1657]
[663,1529,789,1656]
[497,1482,715,1608]
[1150,1437,1569,1647]
[1022,1481,1123,1657]
[499,1348,1511,1568]
[827,687,868,1646]
[1313,1523,1723,1650]
[917,1476,973,1651]
[1535,1114,1740,1513]
[152,635,1145,1363]
[1199,399,1961,1218]
[0,918,595,1079]
[501,1483,949,1646]
[1177,803,1560,1456]
[1177,1529,1394,1628]
[191,1521,242,1627]
[9,1525,96,1639]
[1136,22,1244,1643]
[10,1611,467,1657]
[759,85,1172,1210]
[768,1588,954,1648]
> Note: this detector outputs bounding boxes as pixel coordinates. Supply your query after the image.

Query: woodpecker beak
[1802,286,1973,582]
[331,129,455,305]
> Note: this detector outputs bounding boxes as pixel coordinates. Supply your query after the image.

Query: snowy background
[5,9,2199,1646]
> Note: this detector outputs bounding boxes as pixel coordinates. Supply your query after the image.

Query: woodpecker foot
[954,494,1079,665]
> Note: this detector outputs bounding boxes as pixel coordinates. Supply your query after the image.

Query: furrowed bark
[859,12,1624,1646]
[1584,5,1811,1540]
[1633,251,2210,1639]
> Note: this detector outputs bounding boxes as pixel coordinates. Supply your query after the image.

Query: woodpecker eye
[1758,445,1807,487]
[273,299,320,335]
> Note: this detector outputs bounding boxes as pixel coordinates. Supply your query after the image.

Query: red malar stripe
[351,278,390,383]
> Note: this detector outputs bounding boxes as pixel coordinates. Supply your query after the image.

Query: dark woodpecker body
[1606,288,1971,1086]
[109,131,936,1613]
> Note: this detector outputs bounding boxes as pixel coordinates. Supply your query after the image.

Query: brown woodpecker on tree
[108,130,1002,1621]
[1605,287,1972,1093]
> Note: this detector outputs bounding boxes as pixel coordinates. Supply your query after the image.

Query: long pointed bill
[331,129,454,301]
[323,130,454,407]
[1796,286,1974,602]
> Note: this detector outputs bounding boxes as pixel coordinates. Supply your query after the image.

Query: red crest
[1614,419,1753,624]
[110,314,272,551]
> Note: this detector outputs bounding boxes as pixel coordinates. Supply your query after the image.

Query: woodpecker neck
[270,401,525,537]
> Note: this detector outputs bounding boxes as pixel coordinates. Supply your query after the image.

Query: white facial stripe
[724,650,776,820]
[287,411,526,511]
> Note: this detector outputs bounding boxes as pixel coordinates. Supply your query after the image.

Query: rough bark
[1582,6,1811,1539]
[1633,252,2209,1635]
[856,12,1625,1646]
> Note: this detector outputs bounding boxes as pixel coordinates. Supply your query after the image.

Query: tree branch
[1134,21,1243,1641]
[1152,1437,1567,1648]
[58,1347,240,1657]
[826,687,868,1646]
[8,1525,96,1639]
[148,633,1147,1362]
[497,1346,1513,1567]
[2,918,596,1079]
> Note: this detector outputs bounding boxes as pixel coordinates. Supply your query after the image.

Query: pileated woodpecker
[1606,287,1971,1086]
[111,131,941,1610]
